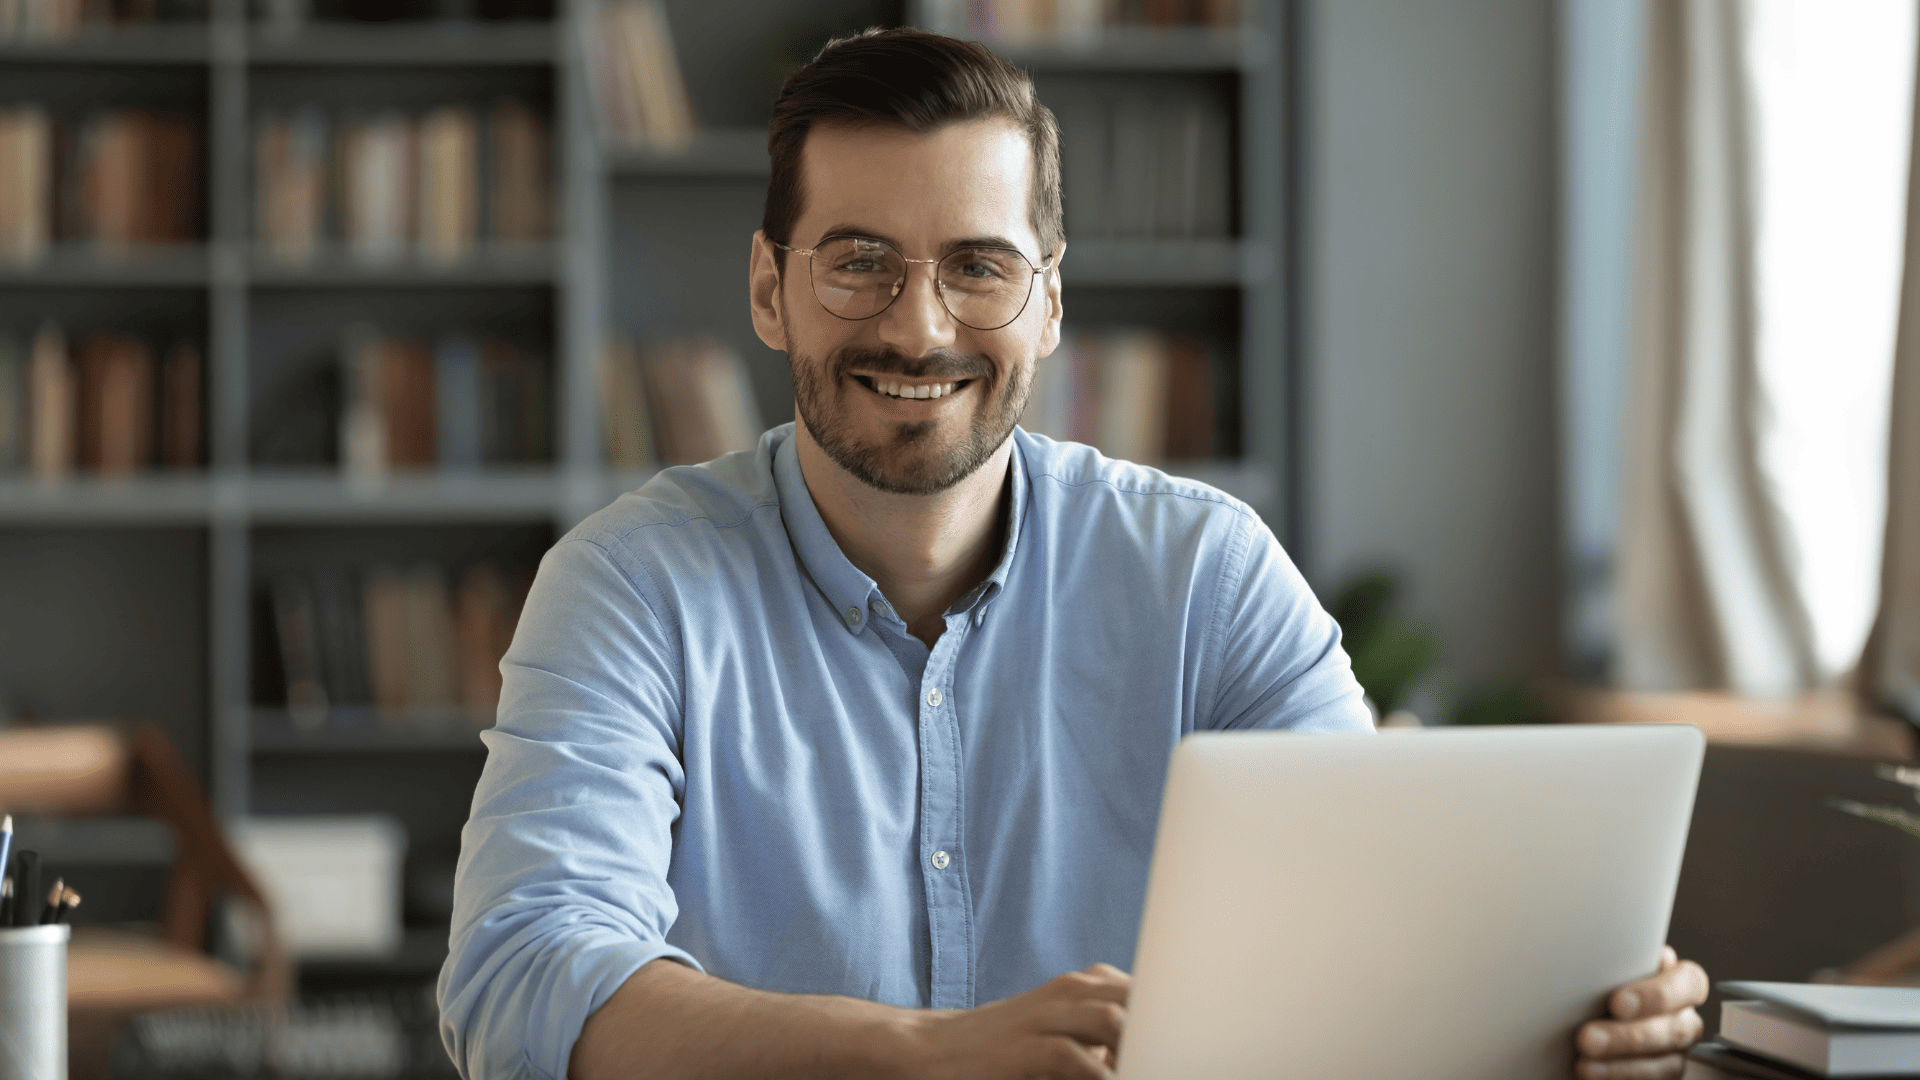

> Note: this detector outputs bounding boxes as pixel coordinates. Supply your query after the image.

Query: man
[439,28,1707,1080]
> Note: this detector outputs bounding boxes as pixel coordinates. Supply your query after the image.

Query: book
[598,334,655,469]
[479,339,550,465]
[255,108,327,263]
[1722,997,1920,1076]
[435,334,482,471]
[72,109,199,247]
[415,104,478,264]
[453,562,525,721]
[0,331,22,470]
[158,341,202,469]
[310,571,371,709]
[271,574,330,731]
[338,323,388,478]
[77,331,155,475]
[377,336,435,469]
[0,106,51,264]
[488,99,552,243]
[229,815,406,959]
[397,565,458,711]
[339,111,413,263]
[1686,1037,1920,1080]
[591,0,697,150]
[1098,328,1169,464]
[26,322,72,481]
[639,336,761,465]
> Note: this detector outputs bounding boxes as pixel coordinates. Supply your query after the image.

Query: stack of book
[1049,81,1231,242]
[1022,326,1217,464]
[599,334,764,468]
[928,0,1241,38]
[1688,982,1920,1079]
[336,324,551,476]
[0,324,202,478]
[585,0,695,151]
[255,99,551,265]
[269,561,530,731]
[0,106,201,262]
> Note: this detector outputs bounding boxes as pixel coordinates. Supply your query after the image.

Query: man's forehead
[792,118,1039,253]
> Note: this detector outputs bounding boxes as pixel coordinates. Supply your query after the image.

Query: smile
[852,375,972,400]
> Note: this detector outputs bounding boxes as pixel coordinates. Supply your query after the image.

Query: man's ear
[1037,240,1066,358]
[749,230,789,353]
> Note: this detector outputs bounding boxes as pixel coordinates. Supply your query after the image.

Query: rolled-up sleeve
[1201,511,1373,734]
[438,535,701,1080]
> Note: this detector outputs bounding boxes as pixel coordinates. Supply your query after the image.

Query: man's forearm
[568,957,918,1080]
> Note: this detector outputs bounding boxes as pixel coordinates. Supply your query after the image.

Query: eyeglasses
[775,235,1055,332]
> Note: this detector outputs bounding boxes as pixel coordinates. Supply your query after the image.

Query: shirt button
[844,606,862,627]
[926,687,943,707]
[930,850,950,870]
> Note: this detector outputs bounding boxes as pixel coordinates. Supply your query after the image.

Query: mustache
[832,347,992,382]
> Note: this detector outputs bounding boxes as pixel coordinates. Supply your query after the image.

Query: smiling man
[437,28,1707,1080]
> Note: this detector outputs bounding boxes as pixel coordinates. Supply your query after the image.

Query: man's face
[752,119,1063,495]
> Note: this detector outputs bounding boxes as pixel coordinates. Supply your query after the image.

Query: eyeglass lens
[807,236,1039,331]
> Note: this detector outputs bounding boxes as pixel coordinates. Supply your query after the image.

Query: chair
[0,723,290,1080]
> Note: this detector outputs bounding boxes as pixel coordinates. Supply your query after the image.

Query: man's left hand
[1574,946,1708,1079]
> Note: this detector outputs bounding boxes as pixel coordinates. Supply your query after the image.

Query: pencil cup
[0,924,69,1080]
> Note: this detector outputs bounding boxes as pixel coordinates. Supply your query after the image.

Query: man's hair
[763,27,1063,266]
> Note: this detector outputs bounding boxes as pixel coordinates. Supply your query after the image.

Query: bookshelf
[0,0,1298,988]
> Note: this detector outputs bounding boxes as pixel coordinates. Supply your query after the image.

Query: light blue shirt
[438,423,1370,1080]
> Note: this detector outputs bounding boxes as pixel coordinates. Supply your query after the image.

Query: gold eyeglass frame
[774,236,1057,332]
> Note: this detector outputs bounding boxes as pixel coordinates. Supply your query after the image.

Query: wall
[1301,0,1560,712]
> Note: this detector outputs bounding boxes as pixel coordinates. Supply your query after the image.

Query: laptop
[1116,724,1704,1080]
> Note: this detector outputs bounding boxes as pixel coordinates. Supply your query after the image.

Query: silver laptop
[1117,724,1704,1080]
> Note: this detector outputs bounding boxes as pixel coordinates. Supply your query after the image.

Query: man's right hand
[571,958,1132,1080]
[900,964,1132,1080]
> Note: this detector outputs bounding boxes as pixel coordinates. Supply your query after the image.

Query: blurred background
[3,0,1920,1075]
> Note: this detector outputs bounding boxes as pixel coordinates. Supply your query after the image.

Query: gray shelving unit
[0,0,1295,984]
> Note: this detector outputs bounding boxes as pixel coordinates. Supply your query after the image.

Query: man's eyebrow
[814,225,1031,258]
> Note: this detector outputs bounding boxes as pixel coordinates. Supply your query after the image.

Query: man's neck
[793,421,1012,649]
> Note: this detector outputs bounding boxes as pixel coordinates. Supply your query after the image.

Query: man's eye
[955,259,1002,279]
[834,259,884,274]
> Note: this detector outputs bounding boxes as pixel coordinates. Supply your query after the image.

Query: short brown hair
[763,27,1063,267]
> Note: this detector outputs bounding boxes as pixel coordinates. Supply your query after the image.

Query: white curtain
[1607,0,1916,696]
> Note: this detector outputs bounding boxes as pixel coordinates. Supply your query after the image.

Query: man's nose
[876,262,957,358]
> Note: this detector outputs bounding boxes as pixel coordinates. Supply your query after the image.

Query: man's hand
[901,964,1131,1080]
[1574,946,1709,1079]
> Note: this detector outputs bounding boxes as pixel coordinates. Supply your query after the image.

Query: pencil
[54,887,78,925]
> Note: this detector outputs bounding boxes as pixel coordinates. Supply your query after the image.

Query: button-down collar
[773,431,1030,634]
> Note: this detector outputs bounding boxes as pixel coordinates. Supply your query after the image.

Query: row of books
[1024,327,1217,464]
[257,100,551,265]
[337,325,551,476]
[0,0,206,40]
[599,335,763,469]
[929,0,1241,37]
[585,0,695,151]
[268,561,530,728]
[1051,81,1232,241]
[0,106,201,263]
[0,324,202,478]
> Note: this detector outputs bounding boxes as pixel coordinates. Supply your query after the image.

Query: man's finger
[1610,959,1709,1018]
[1039,1000,1126,1049]
[1574,1052,1688,1080]
[1028,1034,1113,1080]
[1050,969,1130,1004]
[1579,1008,1703,1059]
[1659,945,1677,972]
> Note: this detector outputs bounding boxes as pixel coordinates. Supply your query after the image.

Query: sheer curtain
[1603,0,1917,698]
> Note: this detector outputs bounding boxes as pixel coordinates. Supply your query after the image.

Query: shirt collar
[771,424,1030,635]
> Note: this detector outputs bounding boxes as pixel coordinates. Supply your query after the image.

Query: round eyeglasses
[775,235,1055,332]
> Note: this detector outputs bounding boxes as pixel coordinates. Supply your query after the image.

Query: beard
[790,340,1030,496]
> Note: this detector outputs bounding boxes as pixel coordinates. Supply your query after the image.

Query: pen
[38,877,62,926]
[0,814,12,889]
[54,887,78,925]
[12,850,38,928]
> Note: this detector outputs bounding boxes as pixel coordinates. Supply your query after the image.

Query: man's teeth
[875,380,957,400]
